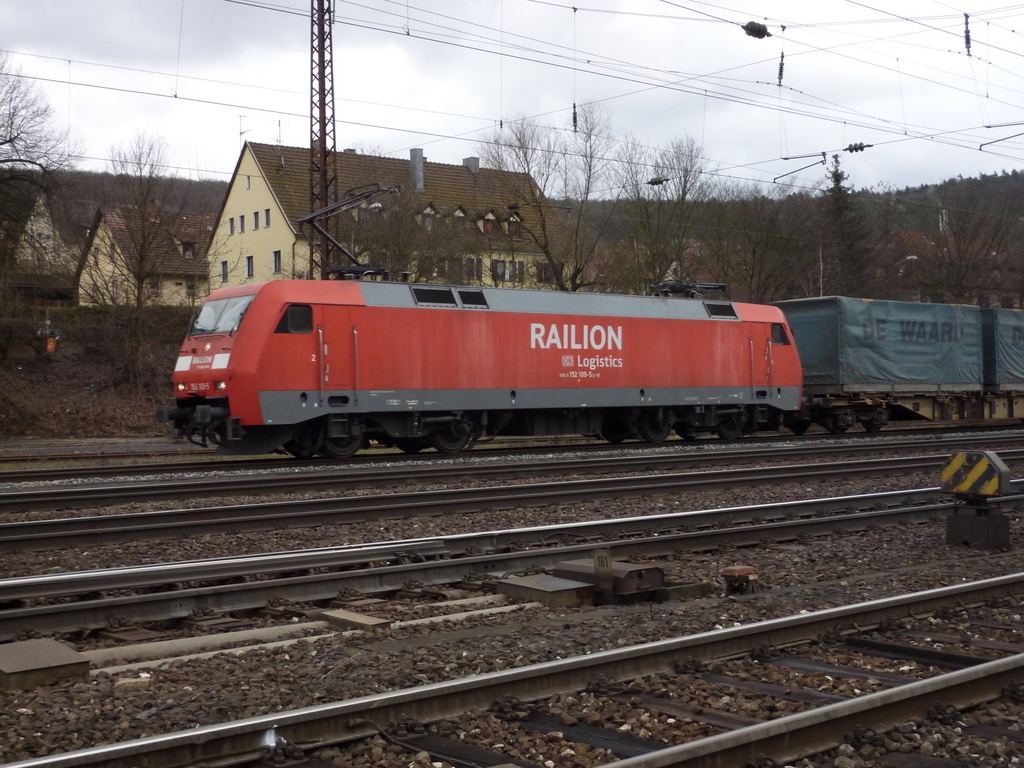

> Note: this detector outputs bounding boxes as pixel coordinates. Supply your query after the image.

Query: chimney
[463,156,480,174]
[410,148,425,193]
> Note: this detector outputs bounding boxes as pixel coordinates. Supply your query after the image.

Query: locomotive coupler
[941,451,1011,551]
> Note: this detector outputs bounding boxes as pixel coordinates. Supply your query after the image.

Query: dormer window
[183,242,195,259]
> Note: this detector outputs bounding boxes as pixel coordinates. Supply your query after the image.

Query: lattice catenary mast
[310,0,339,279]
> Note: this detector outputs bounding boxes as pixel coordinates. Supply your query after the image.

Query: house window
[465,257,482,282]
[220,261,228,282]
[239,216,245,234]
[228,218,234,236]
[491,259,507,282]
[246,175,251,189]
[264,209,271,227]
[508,219,522,238]
[272,250,282,273]
[537,262,556,284]
[253,212,259,230]
[147,278,161,297]
[186,277,197,297]
[245,255,254,279]
[512,260,525,282]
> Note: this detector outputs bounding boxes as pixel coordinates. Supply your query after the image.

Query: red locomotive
[157,280,805,456]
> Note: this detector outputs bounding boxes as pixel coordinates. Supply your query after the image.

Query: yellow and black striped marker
[940,451,1011,497]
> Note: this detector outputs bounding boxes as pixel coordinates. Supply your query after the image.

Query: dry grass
[0,350,168,439]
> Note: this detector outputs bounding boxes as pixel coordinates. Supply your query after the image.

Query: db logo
[562,355,574,366]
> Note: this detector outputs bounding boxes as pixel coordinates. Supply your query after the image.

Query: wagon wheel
[429,425,474,454]
[322,433,364,459]
[638,412,673,443]
[824,414,848,435]
[862,416,884,433]
[393,437,428,454]
[715,413,745,440]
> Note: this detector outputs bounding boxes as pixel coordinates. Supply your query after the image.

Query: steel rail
[3,452,1020,555]
[6,574,1024,768]
[0,492,995,637]
[3,436,1024,513]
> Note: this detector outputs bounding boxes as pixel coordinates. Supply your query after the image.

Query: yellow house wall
[208,148,310,291]
[78,224,122,306]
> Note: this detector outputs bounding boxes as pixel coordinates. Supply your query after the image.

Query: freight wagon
[774,296,1024,433]
[157,280,804,456]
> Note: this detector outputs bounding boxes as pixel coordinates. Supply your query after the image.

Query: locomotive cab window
[190,294,255,336]
[770,323,791,345]
[275,304,313,334]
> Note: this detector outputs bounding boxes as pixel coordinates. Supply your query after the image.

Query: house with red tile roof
[76,205,213,307]
[208,142,553,291]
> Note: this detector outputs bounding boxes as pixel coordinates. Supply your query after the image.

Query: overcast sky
[6,0,1024,194]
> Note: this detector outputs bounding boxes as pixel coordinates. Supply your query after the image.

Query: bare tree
[700,183,818,304]
[478,103,620,292]
[76,133,206,386]
[339,190,473,282]
[77,133,204,309]
[0,53,74,360]
[914,180,1021,305]
[614,135,714,294]
[0,53,71,198]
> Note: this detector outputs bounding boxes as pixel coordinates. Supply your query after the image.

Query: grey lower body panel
[258,386,803,427]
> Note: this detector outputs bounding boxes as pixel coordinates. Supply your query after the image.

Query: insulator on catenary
[964,13,972,56]
[742,21,771,39]
[777,51,785,85]
[844,142,870,153]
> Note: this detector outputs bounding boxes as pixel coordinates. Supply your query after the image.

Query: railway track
[0,483,1011,639]
[1,451,1013,552]
[3,427,1023,485]
[3,434,1024,518]
[9,575,1024,768]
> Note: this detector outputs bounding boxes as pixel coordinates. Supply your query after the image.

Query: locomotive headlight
[176,382,187,392]
[215,380,228,391]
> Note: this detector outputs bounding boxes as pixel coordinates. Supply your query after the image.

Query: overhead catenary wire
[9,0,1024,191]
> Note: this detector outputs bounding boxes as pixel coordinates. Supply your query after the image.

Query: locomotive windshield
[189,295,255,336]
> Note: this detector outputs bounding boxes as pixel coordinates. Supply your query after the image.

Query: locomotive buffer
[940,450,1011,550]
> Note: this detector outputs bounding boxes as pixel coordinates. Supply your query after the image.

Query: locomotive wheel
[322,434,364,459]
[284,421,324,458]
[600,413,630,444]
[393,437,427,454]
[429,426,473,454]
[715,413,745,440]
[638,413,673,443]
[600,426,628,445]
